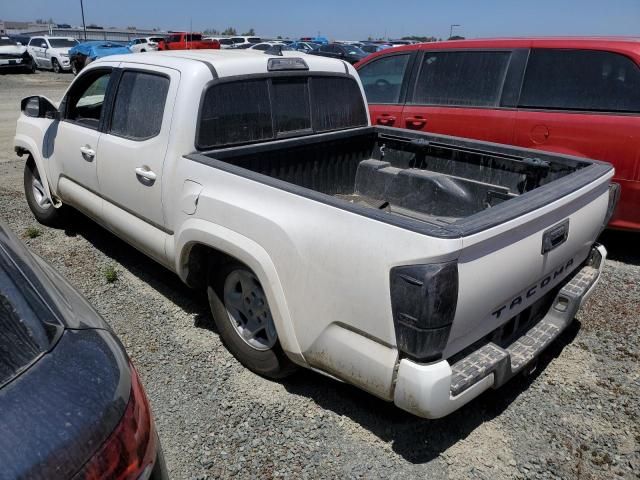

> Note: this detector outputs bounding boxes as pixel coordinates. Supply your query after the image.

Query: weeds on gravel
[25,226,41,239]
[104,265,118,283]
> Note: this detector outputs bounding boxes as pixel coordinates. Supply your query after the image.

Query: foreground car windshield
[0,38,17,46]
[49,39,78,48]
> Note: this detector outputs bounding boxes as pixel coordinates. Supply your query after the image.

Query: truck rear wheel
[24,158,65,226]
[207,263,296,379]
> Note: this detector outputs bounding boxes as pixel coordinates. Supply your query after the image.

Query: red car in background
[355,38,640,230]
[158,32,220,50]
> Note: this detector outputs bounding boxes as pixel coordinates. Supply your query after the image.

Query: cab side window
[358,54,410,104]
[411,51,510,107]
[65,70,112,129]
[109,71,170,140]
[519,49,640,113]
[29,37,42,47]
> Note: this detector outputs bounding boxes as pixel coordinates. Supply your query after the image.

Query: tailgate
[444,170,614,358]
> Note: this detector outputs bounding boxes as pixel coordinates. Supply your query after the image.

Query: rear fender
[174,218,305,364]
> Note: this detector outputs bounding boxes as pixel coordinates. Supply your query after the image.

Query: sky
[2,0,639,40]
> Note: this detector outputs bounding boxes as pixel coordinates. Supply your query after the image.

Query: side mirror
[41,43,48,49]
[21,96,59,119]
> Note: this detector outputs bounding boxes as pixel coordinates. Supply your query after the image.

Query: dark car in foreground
[0,219,167,479]
[307,43,367,64]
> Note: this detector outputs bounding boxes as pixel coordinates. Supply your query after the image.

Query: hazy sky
[2,0,639,40]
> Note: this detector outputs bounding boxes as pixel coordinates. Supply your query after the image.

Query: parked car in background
[291,41,319,53]
[230,36,262,47]
[204,37,235,49]
[0,219,167,479]
[300,36,329,45]
[246,42,293,51]
[157,33,220,50]
[129,36,165,53]
[68,41,131,75]
[360,43,391,54]
[15,49,617,419]
[0,36,35,73]
[27,36,78,73]
[307,43,367,64]
[356,37,640,230]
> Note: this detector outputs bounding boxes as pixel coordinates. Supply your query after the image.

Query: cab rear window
[197,75,367,149]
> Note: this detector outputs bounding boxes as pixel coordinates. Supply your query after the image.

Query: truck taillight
[75,364,158,480]
[390,261,458,362]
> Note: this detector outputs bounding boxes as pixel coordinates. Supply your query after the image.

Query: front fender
[174,218,305,364]
[14,132,59,207]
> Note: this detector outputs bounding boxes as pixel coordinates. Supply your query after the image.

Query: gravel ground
[1,70,638,479]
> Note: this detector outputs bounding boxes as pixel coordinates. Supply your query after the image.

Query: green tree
[221,27,237,36]
[447,35,465,41]
[242,28,255,36]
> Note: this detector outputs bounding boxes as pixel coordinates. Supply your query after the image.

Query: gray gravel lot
[1,70,638,479]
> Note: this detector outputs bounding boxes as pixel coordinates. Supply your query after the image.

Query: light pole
[449,24,460,39]
[80,0,87,40]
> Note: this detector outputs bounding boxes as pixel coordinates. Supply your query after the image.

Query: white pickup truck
[14,50,618,418]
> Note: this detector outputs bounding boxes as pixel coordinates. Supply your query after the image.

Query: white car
[14,50,616,419]
[0,36,35,73]
[230,36,261,47]
[203,37,235,49]
[244,42,291,51]
[27,36,78,73]
[129,37,165,53]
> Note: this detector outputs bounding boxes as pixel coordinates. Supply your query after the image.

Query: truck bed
[188,126,610,237]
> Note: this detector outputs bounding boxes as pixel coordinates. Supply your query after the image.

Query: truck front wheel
[24,158,65,226]
[207,264,297,379]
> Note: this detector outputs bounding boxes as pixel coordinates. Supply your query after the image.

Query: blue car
[68,40,131,75]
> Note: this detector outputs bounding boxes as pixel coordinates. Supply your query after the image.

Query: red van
[355,38,640,230]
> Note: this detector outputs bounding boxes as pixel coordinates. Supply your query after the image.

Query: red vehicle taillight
[75,365,158,480]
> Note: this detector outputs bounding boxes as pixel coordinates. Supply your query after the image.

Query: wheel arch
[14,136,58,207]
[174,219,305,363]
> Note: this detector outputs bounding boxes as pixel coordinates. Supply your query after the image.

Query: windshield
[0,38,17,46]
[49,39,78,48]
[248,37,261,43]
[344,46,366,56]
[149,37,164,43]
[219,39,233,45]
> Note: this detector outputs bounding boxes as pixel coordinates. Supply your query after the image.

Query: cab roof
[94,49,352,78]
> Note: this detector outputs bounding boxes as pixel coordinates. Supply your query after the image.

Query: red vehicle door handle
[405,116,427,129]
[376,114,396,126]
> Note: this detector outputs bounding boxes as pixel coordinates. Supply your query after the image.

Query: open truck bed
[189,126,610,237]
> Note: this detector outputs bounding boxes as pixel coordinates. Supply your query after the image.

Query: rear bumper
[393,243,607,419]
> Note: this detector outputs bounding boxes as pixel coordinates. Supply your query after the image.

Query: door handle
[135,166,157,184]
[405,116,427,129]
[377,114,396,126]
[79,145,95,161]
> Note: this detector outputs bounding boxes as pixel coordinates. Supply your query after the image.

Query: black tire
[71,61,78,76]
[24,158,65,226]
[141,49,146,52]
[207,263,297,379]
[52,58,60,73]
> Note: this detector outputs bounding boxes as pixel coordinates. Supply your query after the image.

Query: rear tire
[207,263,297,379]
[24,158,65,226]
[52,58,60,73]
[71,61,78,75]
